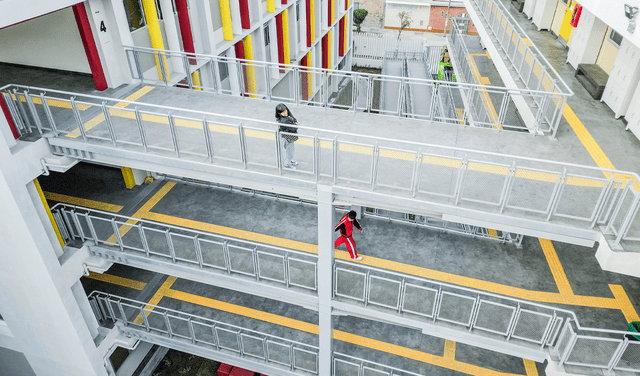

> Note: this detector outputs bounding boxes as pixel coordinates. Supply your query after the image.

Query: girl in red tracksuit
[334,210,363,261]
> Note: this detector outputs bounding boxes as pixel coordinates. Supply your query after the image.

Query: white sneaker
[284,165,296,170]
[352,256,363,261]
[290,160,299,166]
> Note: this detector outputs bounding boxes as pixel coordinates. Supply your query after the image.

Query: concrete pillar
[0,172,107,376]
[317,185,335,376]
[566,9,607,69]
[160,0,185,74]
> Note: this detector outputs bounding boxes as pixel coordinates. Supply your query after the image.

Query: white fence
[352,32,425,61]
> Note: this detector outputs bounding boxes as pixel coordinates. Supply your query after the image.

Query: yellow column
[330,0,335,25]
[310,0,316,43]
[327,30,332,69]
[120,167,136,189]
[141,0,170,81]
[244,35,257,98]
[33,178,65,248]
[283,9,291,64]
[219,0,233,40]
[267,0,275,12]
[307,51,313,99]
[344,14,348,55]
[191,71,202,91]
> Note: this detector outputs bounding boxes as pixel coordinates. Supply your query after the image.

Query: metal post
[443,0,453,36]
[411,149,422,198]
[3,92,25,136]
[101,102,117,146]
[275,130,283,175]
[110,218,124,251]
[294,67,300,106]
[138,224,150,257]
[201,117,214,162]
[70,97,89,141]
[313,133,319,180]
[547,168,567,221]
[22,92,43,135]
[317,185,334,376]
[165,229,176,263]
[239,122,248,169]
[210,58,221,94]
[167,112,181,157]
[614,193,640,247]
[40,93,58,136]
[134,106,149,152]
[158,51,169,86]
[133,50,145,83]
[265,63,272,101]
[370,143,379,190]
[332,137,338,185]
[182,55,193,89]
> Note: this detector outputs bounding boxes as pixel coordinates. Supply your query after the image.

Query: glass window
[264,24,271,46]
[123,0,146,31]
[219,52,229,82]
[609,29,623,48]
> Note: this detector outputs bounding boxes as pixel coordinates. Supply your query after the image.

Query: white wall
[0,7,91,73]
[577,0,640,50]
[0,0,81,28]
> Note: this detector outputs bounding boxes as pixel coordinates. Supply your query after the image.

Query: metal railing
[4,84,640,249]
[352,33,425,61]
[333,260,640,373]
[88,292,320,374]
[52,204,318,292]
[120,45,569,134]
[469,0,573,95]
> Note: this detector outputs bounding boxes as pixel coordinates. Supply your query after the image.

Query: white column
[566,9,607,69]
[159,0,185,74]
[317,185,335,376]
[227,46,241,96]
[0,174,107,376]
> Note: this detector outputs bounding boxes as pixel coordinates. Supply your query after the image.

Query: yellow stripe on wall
[344,14,349,55]
[283,9,291,64]
[34,178,65,248]
[327,29,332,69]
[244,35,257,98]
[121,167,136,189]
[331,0,335,24]
[307,51,313,99]
[267,0,275,12]
[219,0,233,40]
[310,0,316,43]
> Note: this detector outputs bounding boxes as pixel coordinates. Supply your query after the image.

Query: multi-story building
[1,0,640,375]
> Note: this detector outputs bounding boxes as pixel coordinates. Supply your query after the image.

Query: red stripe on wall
[175,0,197,64]
[300,55,308,101]
[275,13,285,72]
[327,0,331,26]
[282,0,287,4]
[239,0,251,29]
[306,0,312,47]
[322,33,328,69]
[72,3,108,91]
[339,17,345,57]
[0,97,19,139]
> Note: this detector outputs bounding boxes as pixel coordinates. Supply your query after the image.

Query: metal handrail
[123,45,569,97]
[470,0,573,95]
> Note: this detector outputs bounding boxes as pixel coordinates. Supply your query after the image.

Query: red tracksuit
[334,213,362,259]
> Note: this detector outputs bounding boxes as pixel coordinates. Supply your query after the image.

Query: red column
[175,0,197,64]
[72,3,108,91]
[339,17,345,57]
[234,41,248,97]
[306,0,312,47]
[0,97,19,139]
[327,0,331,26]
[322,33,328,69]
[276,13,285,72]
[239,0,251,29]
[282,0,287,4]
[300,55,308,101]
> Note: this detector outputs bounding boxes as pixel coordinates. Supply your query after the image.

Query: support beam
[317,185,334,376]
[72,3,108,91]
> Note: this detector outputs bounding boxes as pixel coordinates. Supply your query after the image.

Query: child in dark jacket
[275,103,298,169]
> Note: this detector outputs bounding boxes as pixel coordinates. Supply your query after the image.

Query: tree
[397,11,412,39]
[353,9,368,33]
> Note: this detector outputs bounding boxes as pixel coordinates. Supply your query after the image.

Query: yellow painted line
[539,239,574,296]
[444,339,456,359]
[43,191,124,213]
[12,94,91,110]
[610,284,640,323]
[106,181,176,243]
[143,211,318,254]
[84,271,147,290]
[134,275,177,324]
[468,53,500,127]
[523,359,538,376]
[521,38,533,47]
[34,179,65,247]
[167,287,525,376]
[121,167,136,189]
[488,228,499,238]
[66,86,155,138]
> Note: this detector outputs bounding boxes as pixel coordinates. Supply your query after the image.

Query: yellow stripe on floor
[444,339,456,359]
[44,191,124,213]
[11,94,91,110]
[85,272,147,290]
[539,239,574,296]
[134,275,177,324]
[523,359,538,376]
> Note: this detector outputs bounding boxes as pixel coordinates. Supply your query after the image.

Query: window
[264,24,271,46]
[123,0,145,31]
[218,52,229,82]
[609,29,623,48]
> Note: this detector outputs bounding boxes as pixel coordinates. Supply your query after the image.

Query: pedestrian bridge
[3,83,640,277]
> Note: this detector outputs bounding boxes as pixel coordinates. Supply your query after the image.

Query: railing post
[239,122,248,169]
[138,224,150,257]
[133,50,144,83]
[101,101,117,146]
[110,218,124,251]
[194,234,204,268]
[163,311,173,338]
[411,149,422,198]
[134,106,149,152]
[550,95,567,140]
[614,193,640,247]
[70,97,88,142]
[40,93,58,136]
[294,66,301,106]
[453,155,469,205]
[201,117,214,162]
[332,137,338,185]
[558,330,578,366]
[265,63,272,101]
[23,92,43,135]
[607,337,628,372]
[275,130,283,174]
[158,51,169,86]
[323,70,329,108]
[314,133,319,181]
[3,92,26,136]
[370,143,379,190]
[165,229,176,263]
[167,111,181,157]
[499,161,516,212]
[210,58,221,94]
[182,55,193,89]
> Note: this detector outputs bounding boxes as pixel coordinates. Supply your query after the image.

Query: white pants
[283,138,295,167]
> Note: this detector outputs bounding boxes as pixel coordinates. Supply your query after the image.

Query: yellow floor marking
[610,284,640,323]
[456,108,465,124]
[563,105,615,170]
[487,228,499,238]
[84,271,147,290]
[523,359,538,376]
[444,339,456,359]
[44,191,123,213]
[167,287,524,376]
[468,53,500,127]
[143,211,319,254]
[106,181,176,243]
[522,38,533,47]
[539,239,574,296]
[134,275,177,324]
[11,94,91,110]
[66,86,156,138]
